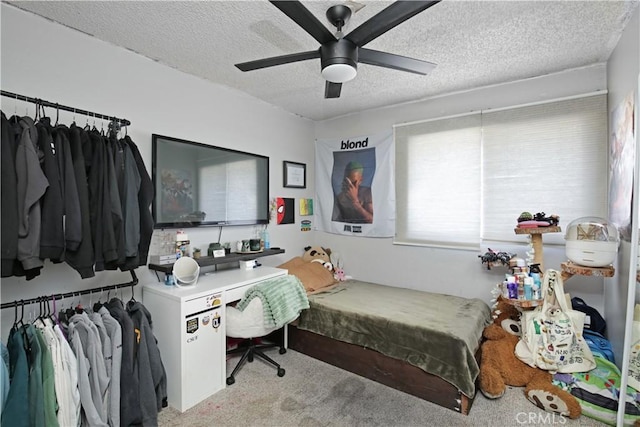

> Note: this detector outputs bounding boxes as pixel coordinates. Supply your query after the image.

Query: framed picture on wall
[283,161,306,188]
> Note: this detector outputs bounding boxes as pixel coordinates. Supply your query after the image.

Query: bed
[288,279,491,414]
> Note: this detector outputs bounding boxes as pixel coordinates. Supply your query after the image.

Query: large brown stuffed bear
[479,297,581,419]
[301,246,333,270]
[278,246,336,294]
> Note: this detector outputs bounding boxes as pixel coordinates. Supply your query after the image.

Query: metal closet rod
[0,270,138,310]
[1,89,131,126]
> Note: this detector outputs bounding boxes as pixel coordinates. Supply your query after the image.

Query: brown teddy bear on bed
[301,246,333,271]
[479,297,581,419]
[278,246,337,294]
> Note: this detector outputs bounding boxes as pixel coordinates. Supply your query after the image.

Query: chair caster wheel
[279,348,287,354]
[277,368,285,377]
[226,376,235,386]
[248,354,254,363]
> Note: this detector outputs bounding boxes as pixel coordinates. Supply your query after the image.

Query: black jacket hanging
[64,124,95,278]
[54,125,82,252]
[16,116,48,280]
[104,135,125,270]
[37,118,65,262]
[86,130,118,271]
[106,298,142,426]
[117,141,142,272]
[1,112,19,277]
[126,136,154,267]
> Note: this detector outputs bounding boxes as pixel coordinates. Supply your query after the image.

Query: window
[395,113,482,249]
[395,94,607,249]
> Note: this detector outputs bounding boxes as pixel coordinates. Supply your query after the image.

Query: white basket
[173,257,200,286]
[564,216,619,267]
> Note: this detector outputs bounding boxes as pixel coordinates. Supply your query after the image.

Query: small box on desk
[241,260,256,270]
[149,254,176,265]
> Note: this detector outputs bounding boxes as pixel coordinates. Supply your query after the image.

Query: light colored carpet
[158,349,608,426]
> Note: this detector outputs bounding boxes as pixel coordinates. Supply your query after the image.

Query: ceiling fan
[235,0,441,99]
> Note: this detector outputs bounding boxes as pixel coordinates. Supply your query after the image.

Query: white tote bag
[515,269,596,373]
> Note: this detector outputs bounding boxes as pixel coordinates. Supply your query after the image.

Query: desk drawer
[226,285,249,303]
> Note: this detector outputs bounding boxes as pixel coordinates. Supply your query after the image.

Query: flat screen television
[151,134,270,228]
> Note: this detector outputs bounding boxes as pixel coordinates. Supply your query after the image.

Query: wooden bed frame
[288,324,480,415]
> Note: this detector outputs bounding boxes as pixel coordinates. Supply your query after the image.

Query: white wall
[313,65,609,306]
[0,4,315,341]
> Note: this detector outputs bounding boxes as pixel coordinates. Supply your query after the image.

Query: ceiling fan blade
[345,1,441,47]
[358,48,436,75]
[235,50,320,72]
[270,1,336,45]
[325,81,342,99]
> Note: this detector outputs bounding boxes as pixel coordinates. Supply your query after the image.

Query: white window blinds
[394,94,607,248]
[395,113,482,249]
[482,95,608,244]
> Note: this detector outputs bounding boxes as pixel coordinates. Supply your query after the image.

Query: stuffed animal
[302,246,333,271]
[479,298,581,419]
[278,246,337,294]
[329,251,350,282]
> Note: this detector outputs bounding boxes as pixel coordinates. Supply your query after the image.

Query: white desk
[143,266,287,412]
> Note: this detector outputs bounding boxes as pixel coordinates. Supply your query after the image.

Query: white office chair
[225,297,286,385]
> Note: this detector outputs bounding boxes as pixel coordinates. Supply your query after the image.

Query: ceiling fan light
[322,63,357,83]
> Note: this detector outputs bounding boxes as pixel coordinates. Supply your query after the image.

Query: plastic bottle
[506,276,518,299]
[262,228,270,250]
[165,274,174,286]
[530,272,542,299]
[524,277,533,300]
[175,230,190,258]
[517,279,525,300]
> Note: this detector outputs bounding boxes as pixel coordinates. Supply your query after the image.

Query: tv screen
[151,134,269,228]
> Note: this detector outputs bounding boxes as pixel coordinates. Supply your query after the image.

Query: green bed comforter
[296,280,491,397]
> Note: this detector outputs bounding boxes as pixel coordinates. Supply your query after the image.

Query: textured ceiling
[7,0,639,121]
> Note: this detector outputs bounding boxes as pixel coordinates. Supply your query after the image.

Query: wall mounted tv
[151,134,270,228]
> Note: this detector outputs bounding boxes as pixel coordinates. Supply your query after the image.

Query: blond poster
[315,130,394,237]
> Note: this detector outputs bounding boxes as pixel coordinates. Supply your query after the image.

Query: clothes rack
[1,89,131,127]
[0,270,138,310]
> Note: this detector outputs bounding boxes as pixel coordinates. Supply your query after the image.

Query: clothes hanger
[91,113,98,133]
[18,300,31,354]
[35,297,44,326]
[18,300,25,328]
[9,96,20,124]
[12,302,19,330]
[39,104,47,122]
[129,284,136,303]
[93,289,104,312]
[51,295,61,327]
[65,292,77,319]
[75,291,84,314]
[46,295,57,324]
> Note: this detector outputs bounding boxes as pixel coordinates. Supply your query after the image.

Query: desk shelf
[560,261,615,281]
[148,248,285,274]
[501,298,543,309]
